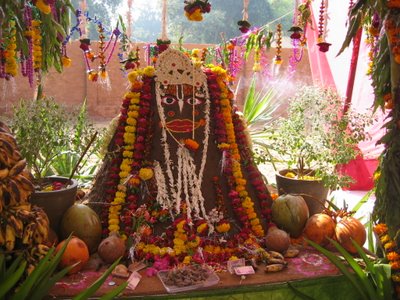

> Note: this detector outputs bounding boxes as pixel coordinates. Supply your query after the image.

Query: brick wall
[0,41,311,122]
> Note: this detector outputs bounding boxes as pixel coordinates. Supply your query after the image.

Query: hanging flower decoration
[317,0,331,52]
[35,0,51,14]
[238,20,251,33]
[238,0,251,33]
[288,26,303,40]
[274,23,283,65]
[184,0,211,22]
[385,17,400,64]
[3,20,18,79]
[31,20,43,72]
[156,39,171,55]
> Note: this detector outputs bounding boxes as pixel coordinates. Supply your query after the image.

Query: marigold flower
[139,168,154,181]
[184,139,200,151]
[216,222,231,233]
[36,0,51,14]
[62,56,72,67]
[143,66,155,77]
[373,223,388,236]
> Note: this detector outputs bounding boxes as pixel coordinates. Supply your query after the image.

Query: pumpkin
[335,216,366,254]
[98,232,126,264]
[264,226,290,253]
[271,194,309,238]
[60,204,102,254]
[55,236,90,274]
[303,213,336,246]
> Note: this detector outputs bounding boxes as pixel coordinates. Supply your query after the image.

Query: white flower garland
[154,81,211,221]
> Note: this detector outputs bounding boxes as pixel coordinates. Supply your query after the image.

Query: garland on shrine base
[374,223,400,298]
[101,63,274,269]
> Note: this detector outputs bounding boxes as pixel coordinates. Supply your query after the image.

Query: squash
[303,213,336,246]
[335,216,366,254]
[271,194,309,237]
[55,236,89,274]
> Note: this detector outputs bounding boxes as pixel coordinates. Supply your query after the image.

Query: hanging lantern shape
[288,26,303,40]
[237,0,251,33]
[184,0,211,22]
[317,0,331,52]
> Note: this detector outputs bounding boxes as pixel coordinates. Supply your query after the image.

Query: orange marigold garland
[31,20,42,72]
[4,20,18,78]
[374,223,400,297]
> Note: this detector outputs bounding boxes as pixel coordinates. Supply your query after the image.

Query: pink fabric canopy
[305,0,386,190]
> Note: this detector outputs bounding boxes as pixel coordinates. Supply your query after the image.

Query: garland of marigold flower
[208,65,264,237]
[4,20,18,78]
[31,20,42,72]
[107,66,155,236]
[374,223,400,297]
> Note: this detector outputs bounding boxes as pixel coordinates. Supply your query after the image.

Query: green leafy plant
[259,85,375,190]
[10,98,103,185]
[304,238,393,300]
[0,236,127,300]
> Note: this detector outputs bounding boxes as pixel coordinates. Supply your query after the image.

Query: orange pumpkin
[55,236,90,274]
[303,213,336,246]
[335,216,366,254]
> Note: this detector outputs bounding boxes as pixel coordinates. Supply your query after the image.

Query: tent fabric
[304,0,386,190]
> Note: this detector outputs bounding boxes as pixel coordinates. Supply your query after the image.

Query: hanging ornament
[31,19,43,72]
[274,23,283,65]
[288,0,305,74]
[237,0,251,33]
[317,0,331,52]
[184,0,211,22]
[3,20,18,79]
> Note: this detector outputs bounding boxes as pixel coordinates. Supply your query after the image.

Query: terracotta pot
[275,169,329,216]
[30,176,78,236]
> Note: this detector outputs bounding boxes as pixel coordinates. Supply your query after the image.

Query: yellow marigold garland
[31,20,42,71]
[4,20,18,77]
[107,68,156,233]
[211,65,264,237]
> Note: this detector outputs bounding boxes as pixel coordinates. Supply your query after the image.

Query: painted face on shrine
[160,83,206,137]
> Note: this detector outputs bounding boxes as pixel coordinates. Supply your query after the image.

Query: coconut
[265,227,291,253]
[97,232,126,264]
[60,204,102,253]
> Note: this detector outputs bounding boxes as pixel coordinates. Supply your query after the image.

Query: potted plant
[10,97,102,235]
[258,85,374,214]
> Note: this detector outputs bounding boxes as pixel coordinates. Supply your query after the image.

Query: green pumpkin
[60,204,102,253]
[271,194,309,238]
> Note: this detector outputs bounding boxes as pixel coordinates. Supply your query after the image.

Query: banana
[267,258,287,265]
[19,169,34,183]
[0,121,12,133]
[284,249,300,258]
[0,132,17,147]
[0,226,5,246]
[0,138,15,157]
[33,216,49,244]
[0,148,13,168]
[16,208,34,222]
[0,168,9,180]
[264,263,286,273]
[6,179,22,206]
[8,159,26,177]
[8,213,24,238]
[27,264,35,275]
[268,251,285,260]
[37,244,50,255]
[22,222,36,245]
[14,174,35,193]
[5,224,16,251]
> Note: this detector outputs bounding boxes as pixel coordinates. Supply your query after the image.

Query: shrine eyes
[161,95,204,106]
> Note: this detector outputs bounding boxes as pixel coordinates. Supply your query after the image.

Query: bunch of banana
[252,248,289,273]
[0,121,50,267]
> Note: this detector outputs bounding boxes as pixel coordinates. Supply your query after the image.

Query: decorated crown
[155,48,207,87]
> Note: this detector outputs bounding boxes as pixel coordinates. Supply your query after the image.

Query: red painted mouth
[165,119,205,133]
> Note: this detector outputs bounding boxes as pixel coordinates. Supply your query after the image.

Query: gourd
[335,216,366,254]
[303,213,336,246]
